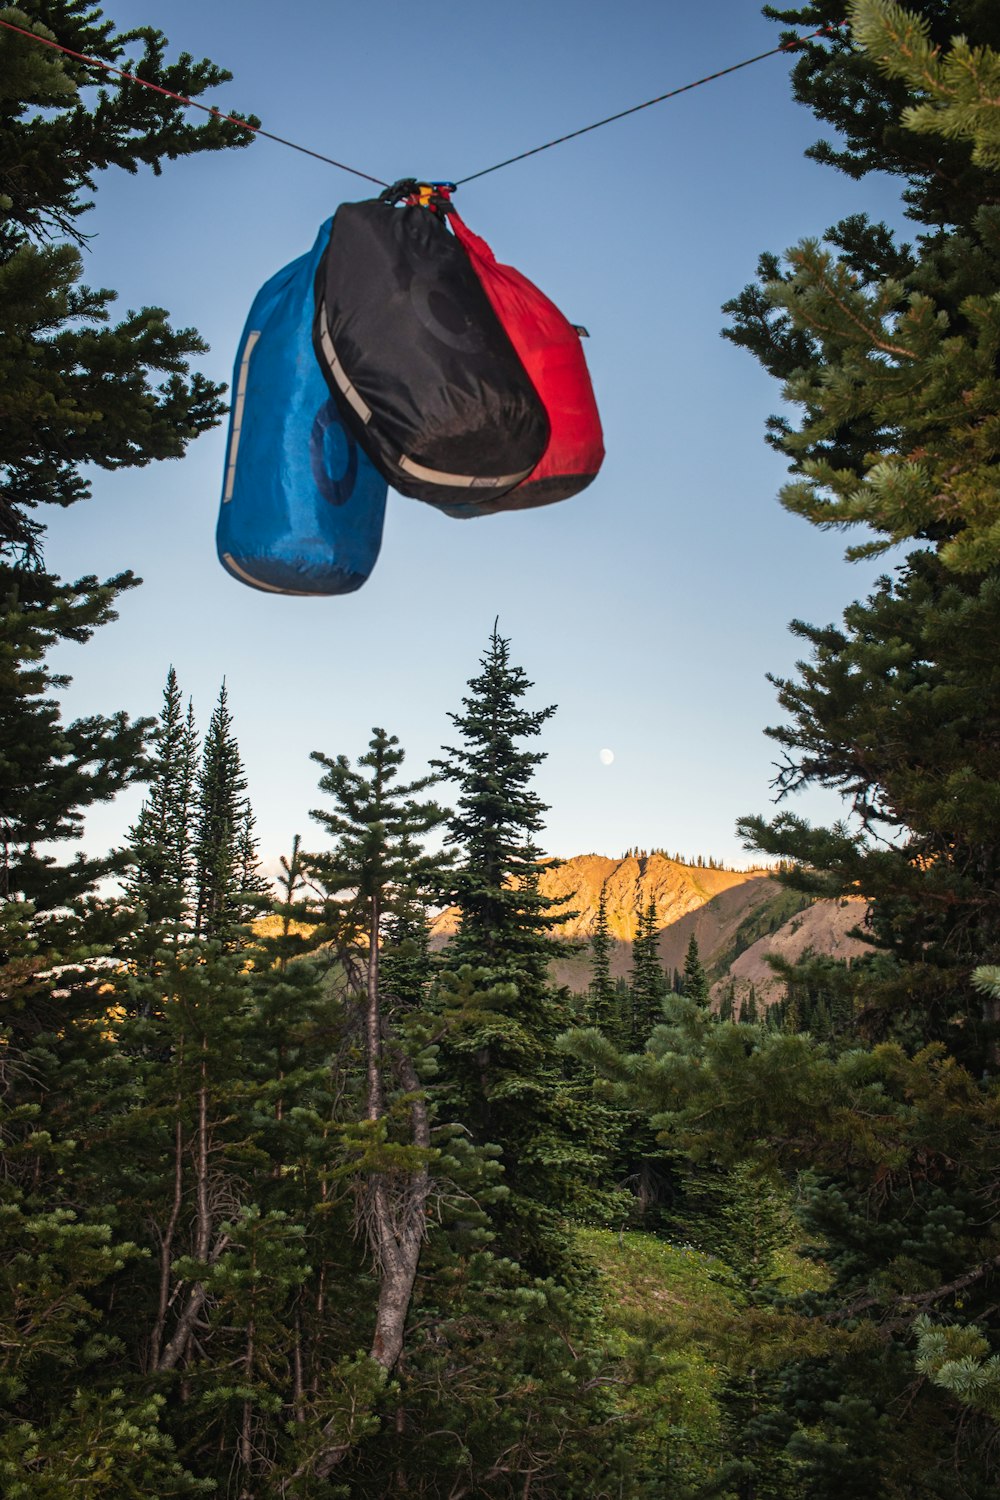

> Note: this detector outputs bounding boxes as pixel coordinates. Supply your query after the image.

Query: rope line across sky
[1,16,844,189]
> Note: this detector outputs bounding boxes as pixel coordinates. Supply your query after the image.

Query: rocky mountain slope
[431,851,868,1006]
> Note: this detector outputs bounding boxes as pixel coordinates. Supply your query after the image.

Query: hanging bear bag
[311,181,549,509]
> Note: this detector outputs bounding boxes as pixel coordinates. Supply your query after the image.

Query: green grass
[578,1229,734,1487]
[579,1228,732,1339]
[576,1226,832,1491]
[772,1242,830,1296]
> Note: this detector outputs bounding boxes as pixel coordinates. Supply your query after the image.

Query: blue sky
[44,0,908,872]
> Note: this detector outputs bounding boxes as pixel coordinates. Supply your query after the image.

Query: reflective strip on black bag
[317,296,535,493]
[396,453,534,489]
[316,303,373,426]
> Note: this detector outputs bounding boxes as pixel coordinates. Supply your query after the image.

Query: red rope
[0,15,388,185]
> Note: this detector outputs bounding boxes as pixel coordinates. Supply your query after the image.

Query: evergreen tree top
[125,663,197,947]
[435,625,555,855]
[193,681,265,944]
[725,4,1000,574]
[850,0,1000,170]
[1,1,260,561]
[1,0,259,247]
[433,626,571,979]
[0,563,150,907]
[309,726,452,917]
[762,0,1000,227]
[682,932,710,1008]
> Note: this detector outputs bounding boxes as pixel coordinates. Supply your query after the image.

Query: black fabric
[312,198,548,504]
[429,470,599,520]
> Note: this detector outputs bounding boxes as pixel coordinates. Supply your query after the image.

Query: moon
[599,748,615,766]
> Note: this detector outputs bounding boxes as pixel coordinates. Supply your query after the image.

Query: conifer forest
[5,1,1000,1494]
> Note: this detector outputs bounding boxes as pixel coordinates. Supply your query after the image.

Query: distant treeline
[617,847,794,874]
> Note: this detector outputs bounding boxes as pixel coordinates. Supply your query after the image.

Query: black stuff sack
[312,182,549,507]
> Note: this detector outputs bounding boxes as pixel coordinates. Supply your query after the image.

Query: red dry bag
[444,204,604,518]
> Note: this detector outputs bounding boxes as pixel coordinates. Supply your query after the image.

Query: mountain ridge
[431,851,868,1006]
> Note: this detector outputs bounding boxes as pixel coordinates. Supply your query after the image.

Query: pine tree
[1,1,257,926]
[235,797,272,907]
[588,880,618,1037]
[1,0,256,561]
[125,666,198,967]
[261,833,319,964]
[681,932,710,1008]
[629,896,666,1045]
[432,626,615,1269]
[726,3,1000,572]
[606,5,1000,1491]
[723,2,1000,1067]
[307,730,450,1365]
[380,896,435,1019]
[301,728,454,1478]
[601,895,678,1231]
[434,623,566,982]
[0,568,150,922]
[759,0,1000,232]
[0,10,270,1488]
[193,682,263,945]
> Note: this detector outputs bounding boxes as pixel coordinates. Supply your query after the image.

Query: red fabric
[448,208,604,509]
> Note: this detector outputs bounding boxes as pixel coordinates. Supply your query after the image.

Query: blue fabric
[217,219,387,595]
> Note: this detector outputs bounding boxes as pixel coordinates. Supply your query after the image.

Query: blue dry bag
[217,219,387,595]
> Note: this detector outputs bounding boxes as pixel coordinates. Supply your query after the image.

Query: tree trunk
[156,1231,230,1371]
[239,1249,256,1483]
[369,1050,430,1373]
[365,895,383,1121]
[149,1111,184,1369]
[308,915,432,1483]
[195,1043,211,1261]
[292,1310,305,1422]
[157,1042,214,1373]
[157,1282,208,1371]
